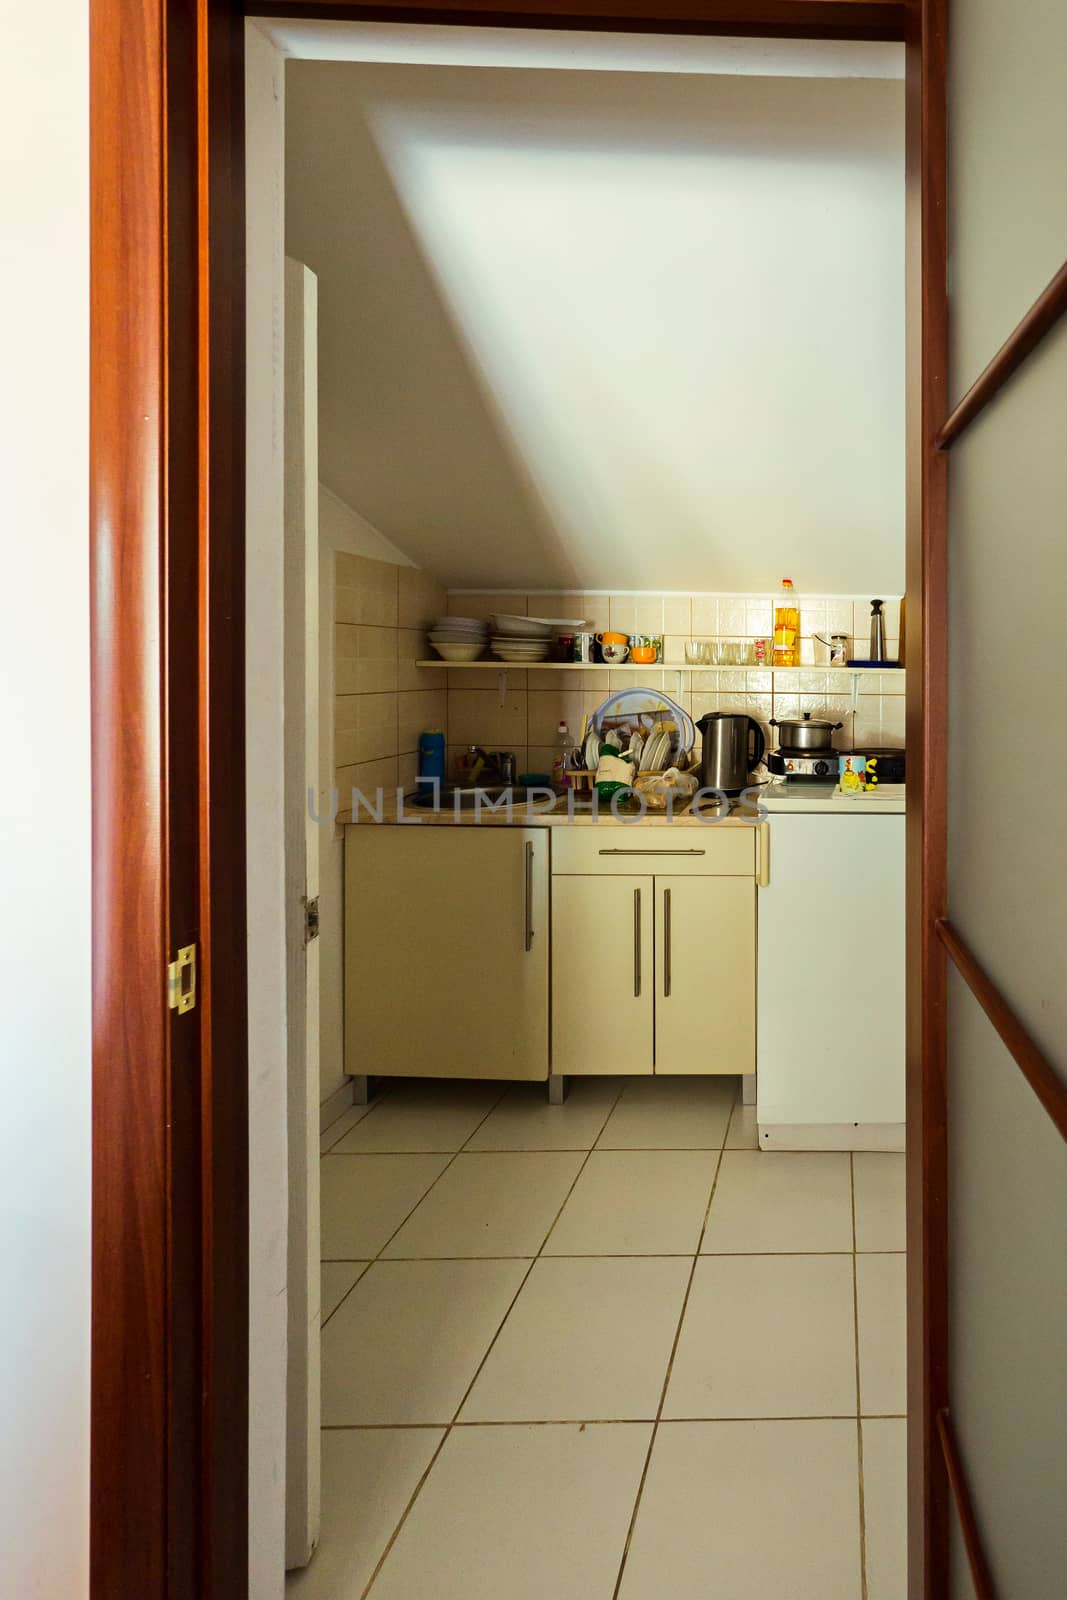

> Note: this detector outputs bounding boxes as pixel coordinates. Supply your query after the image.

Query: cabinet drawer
[550,826,755,878]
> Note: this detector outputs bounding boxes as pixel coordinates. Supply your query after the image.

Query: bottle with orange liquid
[773,578,800,667]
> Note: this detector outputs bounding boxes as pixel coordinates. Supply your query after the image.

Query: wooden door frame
[88,1,946,1596]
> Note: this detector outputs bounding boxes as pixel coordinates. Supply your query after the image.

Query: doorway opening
[247,22,911,1597]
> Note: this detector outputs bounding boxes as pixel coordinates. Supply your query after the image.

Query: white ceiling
[284,51,905,592]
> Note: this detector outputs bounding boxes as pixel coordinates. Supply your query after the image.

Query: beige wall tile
[398,689,447,755]
[397,628,445,690]
[447,688,527,746]
[334,624,398,696]
[398,566,447,630]
[527,593,608,631]
[527,666,598,689]
[398,752,418,792]
[880,697,905,746]
[449,666,526,691]
[446,592,526,623]
[336,756,399,805]
[718,599,746,634]
[662,597,692,635]
[609,595,664,635]
[335,692,399,767]
[335,552,399,626]
[527,689,598,746]
[524,746,559,779]
[691,596,719,633]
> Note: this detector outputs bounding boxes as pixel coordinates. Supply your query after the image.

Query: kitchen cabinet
[551,830,757,1077]
[345,826,549,1080]
[654,876,755,1073]
[551,876,654,1076]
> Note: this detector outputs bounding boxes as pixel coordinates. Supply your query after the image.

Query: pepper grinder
[868,599,887,663]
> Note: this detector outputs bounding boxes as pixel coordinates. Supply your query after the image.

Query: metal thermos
[695,712,766,796]
[869,599,887,662]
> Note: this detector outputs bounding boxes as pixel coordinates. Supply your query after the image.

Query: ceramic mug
[630,644,657,664]
[596,630,629,664]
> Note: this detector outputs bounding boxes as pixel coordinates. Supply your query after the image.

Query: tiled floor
[291,1077,907,1598]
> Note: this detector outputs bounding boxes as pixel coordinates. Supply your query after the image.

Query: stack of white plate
[428,616,489,663]
[490,637,552,662]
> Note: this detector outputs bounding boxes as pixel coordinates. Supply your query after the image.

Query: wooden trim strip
[936,258,1067,450]
[936,1410,997,1600]
[937,918,1067,1142]
[248,0,911,41]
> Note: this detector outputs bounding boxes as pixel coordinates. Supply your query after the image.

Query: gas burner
[767,749,839,779]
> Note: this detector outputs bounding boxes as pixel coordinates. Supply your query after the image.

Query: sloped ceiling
[286,62,905,592]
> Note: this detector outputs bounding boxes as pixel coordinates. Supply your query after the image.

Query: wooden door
[346,828,549,1080]
[552,875,654,1076]
[654,876,754,1075]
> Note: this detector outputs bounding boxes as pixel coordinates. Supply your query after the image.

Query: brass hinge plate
[304,896,320,944]
[168,943,197,1014]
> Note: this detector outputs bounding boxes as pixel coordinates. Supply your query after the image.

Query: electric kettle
[695,712,766,795]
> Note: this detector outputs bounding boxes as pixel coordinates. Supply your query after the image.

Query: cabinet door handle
[757,822,770,887]
[524,841,535,951]
[599,848,705,857]
[664,887,672,998]
[633,887,642,997]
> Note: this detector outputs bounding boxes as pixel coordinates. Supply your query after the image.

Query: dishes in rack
[428,615,489,661]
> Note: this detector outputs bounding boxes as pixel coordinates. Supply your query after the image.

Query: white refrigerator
[756,807,906,1150]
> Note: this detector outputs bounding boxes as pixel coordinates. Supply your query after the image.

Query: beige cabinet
[551,838,756,1076]
[345,827,549,1080]
[654,876,755,1074]
[551,876,654,1077]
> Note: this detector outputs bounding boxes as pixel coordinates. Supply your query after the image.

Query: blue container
[417,729,446,797]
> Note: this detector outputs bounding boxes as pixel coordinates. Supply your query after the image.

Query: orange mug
[595,632,629,647]
[630,644,658,664]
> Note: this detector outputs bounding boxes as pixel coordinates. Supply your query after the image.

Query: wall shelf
[415,660,904,674]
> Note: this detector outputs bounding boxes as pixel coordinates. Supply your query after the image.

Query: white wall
[287,64,905,594]
[245,21,288,1600]
[0,5,91,1598]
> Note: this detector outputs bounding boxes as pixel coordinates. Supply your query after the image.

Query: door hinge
[304,896,320,944]
[167,944,197,1014]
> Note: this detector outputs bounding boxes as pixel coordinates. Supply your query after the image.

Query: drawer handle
[664,887,672,998]
[524,841,535,952]
[757,822,770,888]
[633,887,642,998]
[598,848,706,857]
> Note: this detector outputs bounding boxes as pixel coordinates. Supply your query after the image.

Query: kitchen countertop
[340,792,757,829]
[339,780,905,827]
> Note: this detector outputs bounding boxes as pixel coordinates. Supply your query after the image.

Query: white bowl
[490,614,555,640]
[434,615,487,631]
[431,642,485,662]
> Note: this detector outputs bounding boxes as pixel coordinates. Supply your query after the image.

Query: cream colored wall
[442,590,904,777]
[0,7,91,1597]
[286,64,905,595]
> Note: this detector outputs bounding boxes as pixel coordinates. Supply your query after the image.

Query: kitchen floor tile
[545,1150,718,1255]
[853,1153,907,1252]
[285,1427,444,1599]
[862,1418,907,1600]
[321,1261,368,1324]
[466,1077,622,1151]
[663,1254,857,1418]
[320,1102,374,1154]
[322,1258,528,1425]
[460,1256,690,1422]
[331,1079,503,1153]
[370,1423,651,1600]
[320,1153,451,1259]
[856,1254,907,1415]
[618,1420,861,1599]
[595,1075,735,1150]
[382,1152,584,1258]
[701,1152,853,1254]
[724,1099,759,1150]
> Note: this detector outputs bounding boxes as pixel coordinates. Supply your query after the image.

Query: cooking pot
[770,711,843,752]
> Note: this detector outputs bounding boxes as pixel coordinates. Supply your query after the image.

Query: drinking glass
[684,640,703,665]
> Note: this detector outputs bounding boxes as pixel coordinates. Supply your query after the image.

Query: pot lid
[773,711,840,729]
